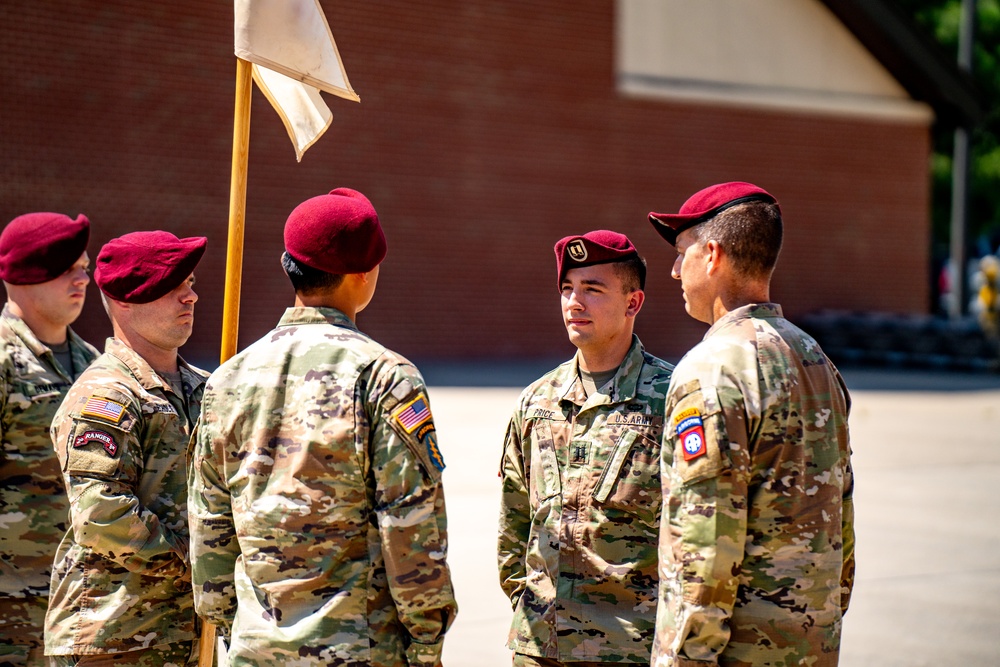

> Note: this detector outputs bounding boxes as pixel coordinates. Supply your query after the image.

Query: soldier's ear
[626,290,644,318]
[705,240,723,276]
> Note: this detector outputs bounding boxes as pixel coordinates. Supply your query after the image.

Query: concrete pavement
[427,370,1000,667]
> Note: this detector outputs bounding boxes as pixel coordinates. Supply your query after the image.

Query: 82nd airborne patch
[674,407,707,461]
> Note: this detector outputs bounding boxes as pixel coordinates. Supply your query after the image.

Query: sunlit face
[671,228,712,324]
[126,274,198,352]
[23,252,90,328]
[560,263,638,355]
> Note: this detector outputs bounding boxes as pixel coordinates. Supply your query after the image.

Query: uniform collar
[558,334,646,409]
[104,337,206,394]
[705,302,783,339]
[3,302,53,358]
[2,302,89,374]
[277,306,358,332]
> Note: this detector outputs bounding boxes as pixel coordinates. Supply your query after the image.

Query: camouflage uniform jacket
[652,304,855,667]
[498,335,673,662]
[0,305,98,651]
[45,337,207,655]
[188,307,457,667]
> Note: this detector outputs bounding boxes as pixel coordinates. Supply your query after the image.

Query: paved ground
[426,369,1000,667]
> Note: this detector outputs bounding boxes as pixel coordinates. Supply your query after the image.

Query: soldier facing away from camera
[188,188,457,667]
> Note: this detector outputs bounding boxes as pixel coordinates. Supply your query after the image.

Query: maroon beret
[95,231,207,304]
[554,230,640,288]
[648,181,779,245]
[0,212,90,285]
[284,188,386,275]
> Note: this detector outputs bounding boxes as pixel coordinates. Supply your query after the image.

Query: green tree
[895,0,1000,257]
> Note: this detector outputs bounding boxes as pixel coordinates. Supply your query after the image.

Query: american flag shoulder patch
[81,396,127,424]
[393,393,433,434]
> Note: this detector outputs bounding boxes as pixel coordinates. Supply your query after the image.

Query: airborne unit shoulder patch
[674,407,707,462]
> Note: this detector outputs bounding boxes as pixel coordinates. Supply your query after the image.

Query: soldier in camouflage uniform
[0,213,98,667]
[188,188,457,667]
[497,231,673,666]
[45,231,208,666]
[647,182,855,666]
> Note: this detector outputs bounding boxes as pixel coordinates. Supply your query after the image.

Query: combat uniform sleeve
[840,457,856,613]
[497,409,530,606]
[836,374,855,614]
[654,379,750,667]
[55,386,189,580]
[187,398,240,633]
[368,362,457,667]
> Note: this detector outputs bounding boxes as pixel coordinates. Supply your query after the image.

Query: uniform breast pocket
[526,418,564,503]
[6,383,65,430]
[593,428,661,510]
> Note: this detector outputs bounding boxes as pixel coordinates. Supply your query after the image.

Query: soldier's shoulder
[640,350,675,376]
[369,346,427,393]
[515,360,573,405]
[70,354,139,397]
[0,318,26,360]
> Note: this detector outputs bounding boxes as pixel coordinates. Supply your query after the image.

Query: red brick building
[0,1,979,370]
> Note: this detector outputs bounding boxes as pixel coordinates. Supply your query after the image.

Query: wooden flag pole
[198,55,253,667]
[220,57,253,364]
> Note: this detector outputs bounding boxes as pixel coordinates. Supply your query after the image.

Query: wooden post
[198,55,253,667]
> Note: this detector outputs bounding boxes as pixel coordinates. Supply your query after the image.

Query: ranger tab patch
[81,396,127,424]
[674,407,707,461]
[393,394,433,434]
[73,430,118,457]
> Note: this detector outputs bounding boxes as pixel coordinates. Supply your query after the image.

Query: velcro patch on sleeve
[674,408,707,461]
[66,422,125,476]
[81,396,128,425]
[73,430,119,457]
[668,380,729,485]
[389,391,446,477]
[393,394,433,434]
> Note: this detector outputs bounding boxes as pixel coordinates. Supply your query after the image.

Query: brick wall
[1,0,931,369]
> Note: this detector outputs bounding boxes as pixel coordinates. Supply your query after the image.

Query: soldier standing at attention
[0,213,98,667]
[497,231,673,666]
[45,231,208,666]
[188,188,457,666]
[647,182,855,666]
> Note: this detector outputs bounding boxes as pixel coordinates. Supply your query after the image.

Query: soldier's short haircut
[281,252,345,295]
[611,255,647,293]
[692,201,782,279]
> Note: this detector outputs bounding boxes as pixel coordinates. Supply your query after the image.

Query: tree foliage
[895,0,1000,255]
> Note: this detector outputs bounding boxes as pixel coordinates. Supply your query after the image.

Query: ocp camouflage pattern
[652,303,855,667]
[45,338,206,657]
[0,304,98,665]
[498,336,673,662]
[188,306,457,667]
